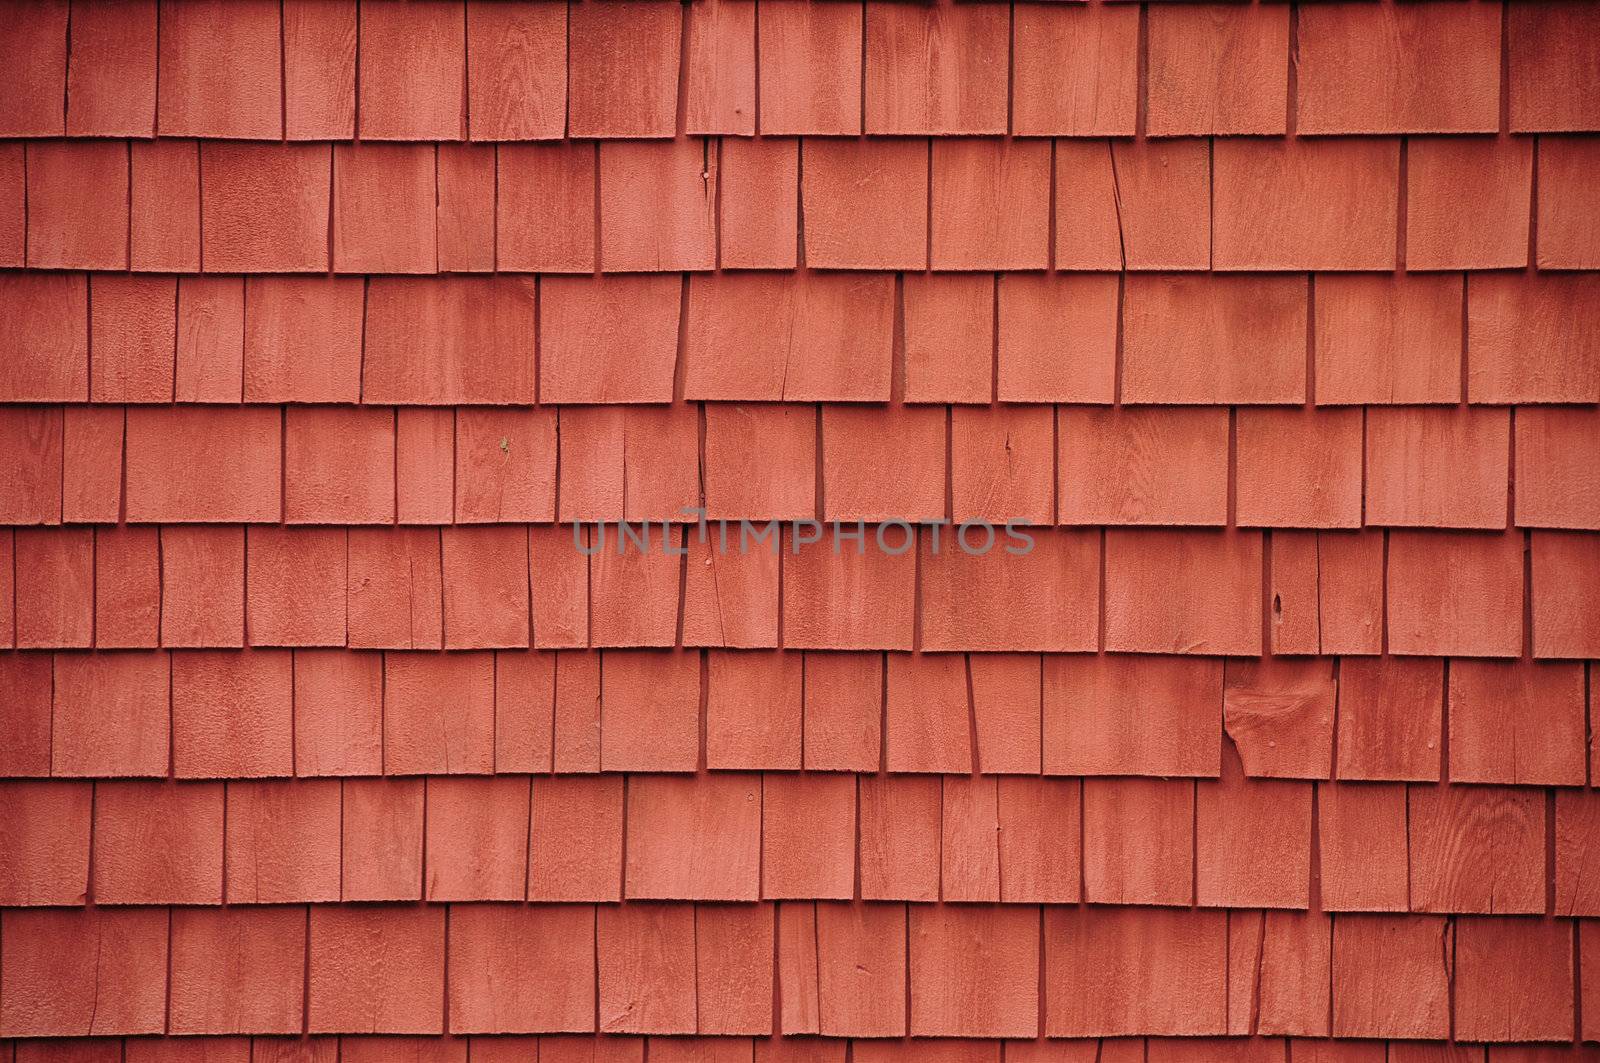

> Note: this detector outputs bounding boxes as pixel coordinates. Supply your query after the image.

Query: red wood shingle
[308,905,445,1033]
[1408,783,1545,914]
[172,649,294,778]
[1012,3,1138,136]
[357,0,465,140]
[293,648,382,776]
[14,528,92,648]
[340,778,425,901]
[909,905,1039,1038]
[757,1,862,135]
[1508,1,1600,131]
[540,275,681,403]
[454,408,557,523]
[802,138,929,271]
[94,527,160,648]
[448,904,595,1033]
[0,274,88,402]
[695,904,776,1036]
[383,651,495,775]
[1532,530,1600,659]
[169,906,305,1034]
[1122,274,1307,403]
[1060,406,1229,525]
[51,651,171,778]
[158,0,281,139]
[1406,136,1532,271]
[997,274,1118,403]
[1236,407,1364,528]
[569,0,680,138]
[719,137,798,268]
[530,775,624,902]
[1539,136,1600,270]
[802,651,883,772]
[783,530,916,651]
[1467,273,1600,403]
[0,781,90,907]
[685,272,894,401]
[130,139,201,271]
[1450,659,1587,786]
[1043,653,1223,777]
[1213,138,1399,271]
[1331,915,1451,1039]
[600,139,718,272]
[92,779,223,904]
[1454,917,1574,1042]
[951,405,1054,525]
[684,0,755,136]
[437,142,495,271]
[1336,657,1443,782]
[706,650,802,770]
[626,773,762,901]
[1313,273,1461,406]
[865,2,1006,135]
[333,143,438,273]
[200,143,331,273]
[159,525,242,645]
[1084,777,1194,906]
[126,406,280,521]
[424,776,531,901]
[1105,529,1262,656]
[1044,907,1228,1038]
[225,778,342,903]
[90,275,176,403]
[466,0,565,140]
[348,527,444,650]
[1195,756,1312,909]
[0,907,168,1037]
[904,273,992,404]
[364,277,538,405]
[821,404,946,523]
[174,275,244,402]
[597,904,697,1034]
[1365,406,1510,529]
[1147,2,1289,136]
[284,0,357,139]
[885,652,971,774]
[247,526,348,647]
[931,138,1050,270]
[921,528,1100,653]
[816,902,907,1036]
[0,0,67,136]
[497,143,597,271]
[1296,1,1501,134]
[25,140,128,270]
[284,406,395,524]
[599,650,700,771]
[66,0,157,136]
[1387,529,1524,657]
[1223,658,1335,780]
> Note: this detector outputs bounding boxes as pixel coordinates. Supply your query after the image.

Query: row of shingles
[2,644,1595,784]
[3,268,1599,407]
[8,1042,1600,1063]
[8,760,1600,913]
[0,519,1598,657]
[4,399,1599,528]
[0,899,1585,1043]
[2,1,1598,141]
[6,134,1600,276]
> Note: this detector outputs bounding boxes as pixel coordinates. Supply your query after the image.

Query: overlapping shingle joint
[1,0,1599,1060]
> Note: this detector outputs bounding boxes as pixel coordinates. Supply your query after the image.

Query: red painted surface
[0,1,1596,1059]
